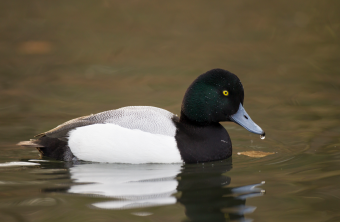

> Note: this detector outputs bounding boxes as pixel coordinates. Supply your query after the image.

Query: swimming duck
[18,69,265,164]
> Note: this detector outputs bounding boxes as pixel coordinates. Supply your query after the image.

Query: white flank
[68,124,182,164]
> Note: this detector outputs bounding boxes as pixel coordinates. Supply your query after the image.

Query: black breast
[174,120,232,163]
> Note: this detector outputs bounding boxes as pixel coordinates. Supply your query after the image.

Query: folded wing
[36,106,179,141]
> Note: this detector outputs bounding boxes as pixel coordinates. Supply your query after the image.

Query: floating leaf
[18,41,53,55]
[237,151,275,158]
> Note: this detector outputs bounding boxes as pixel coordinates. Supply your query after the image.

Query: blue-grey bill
[230,103,265,135]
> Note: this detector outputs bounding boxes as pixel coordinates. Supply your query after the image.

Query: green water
[1,0,340,221]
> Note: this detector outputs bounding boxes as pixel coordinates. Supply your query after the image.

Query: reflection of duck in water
[177,158,264,222]
[19,69,264,164]
[43,159,263,221]
[67,163,182,209]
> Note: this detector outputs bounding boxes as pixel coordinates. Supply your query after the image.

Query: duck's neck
[175,111,232,163]
[179,111,212,127]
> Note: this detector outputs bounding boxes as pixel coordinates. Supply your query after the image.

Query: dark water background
[1,0,340,221]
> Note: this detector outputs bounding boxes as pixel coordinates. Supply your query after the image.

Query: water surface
[1,0,340,221]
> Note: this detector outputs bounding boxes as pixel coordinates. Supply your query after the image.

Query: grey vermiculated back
[38,106,179,139]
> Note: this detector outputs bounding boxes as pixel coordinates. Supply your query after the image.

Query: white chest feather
[68,124,182,164]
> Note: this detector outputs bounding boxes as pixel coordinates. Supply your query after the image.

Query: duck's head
[181,69,264,136]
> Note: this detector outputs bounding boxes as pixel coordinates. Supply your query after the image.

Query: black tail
[17,136,74,161]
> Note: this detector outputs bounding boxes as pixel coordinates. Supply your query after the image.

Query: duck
[18,69,265,164]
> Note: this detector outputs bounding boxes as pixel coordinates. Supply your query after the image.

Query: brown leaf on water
[17,41,53,55]
[237,151,275,158]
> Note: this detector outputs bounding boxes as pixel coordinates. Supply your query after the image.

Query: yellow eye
[223,90,229,96]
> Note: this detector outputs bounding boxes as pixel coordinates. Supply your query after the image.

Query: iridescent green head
[181,69,244,124]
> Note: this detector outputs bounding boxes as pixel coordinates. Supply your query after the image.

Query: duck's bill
[230,103,265,135]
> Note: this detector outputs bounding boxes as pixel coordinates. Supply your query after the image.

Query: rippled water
[1,0,340,221]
